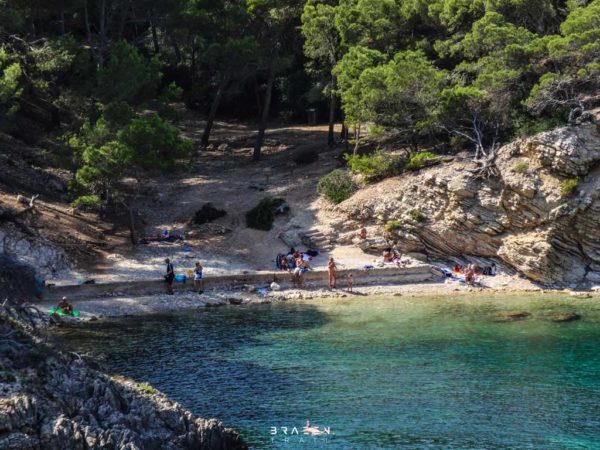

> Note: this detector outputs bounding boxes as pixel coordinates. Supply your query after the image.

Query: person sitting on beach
[293,257,310,284]
[280,255,290,271]
[465,264,476,284]
[383,247,393,263]
[328,257,337,289]
[193,261,204,294]
[164,258,175,294]
[357,227,367,240]
[57,296,73,314]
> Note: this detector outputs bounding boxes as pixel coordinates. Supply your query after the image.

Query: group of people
[164,258,204,294]
[452,262,496,285]
[275,248,315,285]
[383,247,405,267]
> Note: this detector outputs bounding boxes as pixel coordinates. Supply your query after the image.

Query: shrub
[385,220,403,233]
[138,382,157,395]
[246,197,286,231]
[71,195,102,209]
[404,151,440,171]
[409,209,426,222]
[317,169,357,204]
[118,114,193,170]
[193,203,226,225]
[560,177,579,197]
[293,148,319,165]
[345,150,405,182]
[513,162,529,174]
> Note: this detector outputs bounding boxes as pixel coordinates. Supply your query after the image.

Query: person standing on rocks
[328,257,338,289]
[165,258,175,295]
[193,261,204,294]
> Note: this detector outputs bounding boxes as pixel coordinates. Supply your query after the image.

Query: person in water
[328,257,337,288]
[164,258,175,294]
[347,273,353,292]
[193,261,204,294]
[57,296,73,314]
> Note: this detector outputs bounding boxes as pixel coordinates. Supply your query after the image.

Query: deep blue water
[59,294,600,449]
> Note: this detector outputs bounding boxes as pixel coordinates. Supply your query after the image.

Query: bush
[317,169,357,204]
[193,203,226,224]
[138,382,157,395]
[385,220,403,233]
[246,197,286,231]
[118,114,193,170]
[560,177,579,197]
[513,162,529,174]
[71,195,102,209]
[409,209,426,222]
[345,150,405,182]
[293,148,319,165]
[404,151,440,171]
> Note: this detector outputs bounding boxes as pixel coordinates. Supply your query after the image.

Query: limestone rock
[334,124,600,286]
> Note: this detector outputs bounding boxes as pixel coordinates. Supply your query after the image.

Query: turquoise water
[59,294,600,449]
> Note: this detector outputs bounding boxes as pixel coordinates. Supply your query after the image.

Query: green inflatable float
[48,308,80,317]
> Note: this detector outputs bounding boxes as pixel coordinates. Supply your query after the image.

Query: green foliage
[385,220,404,233]
[71,195,102,209]
[193,203,227,225]
[317,169,357,204]
[405,152,441,171]
[345,150,405,182]
[513,162,529,174]
[409,209,426,222]
[118,114,193,170]
[138,382,157,395]
[245,197,286,231]
[560,178,579,197]
[0,47,22,131]
[293,148,319,165]
[97,41,162,104]
[75,141,133,192]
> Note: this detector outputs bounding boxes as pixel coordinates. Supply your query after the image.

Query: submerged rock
[551,312,581,322]
[493,311,531,322]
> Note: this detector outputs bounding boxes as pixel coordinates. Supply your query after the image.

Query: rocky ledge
[332,122,600,286]
[0,315,246,450]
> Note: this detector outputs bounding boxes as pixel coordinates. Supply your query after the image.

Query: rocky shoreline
[0,313,247,450]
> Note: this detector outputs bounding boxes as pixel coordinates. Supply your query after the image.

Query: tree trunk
[201,74,228,147]
[353,123,361,156]
[327,92,336,148]
[150,17,160,54]
[253,64,275,162]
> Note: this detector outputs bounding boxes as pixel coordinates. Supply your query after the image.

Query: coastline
[36,268,596,320]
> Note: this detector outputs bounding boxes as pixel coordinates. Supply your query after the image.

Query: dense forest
[0,0,598,207]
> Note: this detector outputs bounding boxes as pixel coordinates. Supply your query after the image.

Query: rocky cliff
[0,314,246,450]
[332,122,600,286]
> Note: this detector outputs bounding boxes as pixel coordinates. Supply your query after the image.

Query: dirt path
[81,119,350,283]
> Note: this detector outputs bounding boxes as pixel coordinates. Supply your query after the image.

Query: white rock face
[334,124,600,285]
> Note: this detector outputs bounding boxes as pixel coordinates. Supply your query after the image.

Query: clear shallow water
[59,294,600,449]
